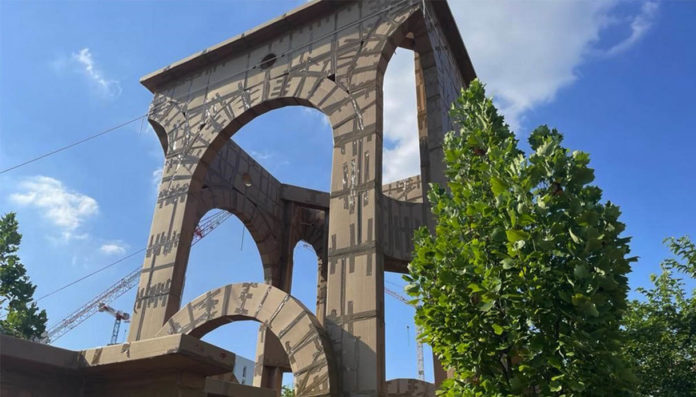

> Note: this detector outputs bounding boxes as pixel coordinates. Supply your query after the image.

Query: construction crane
[98,303,130,345]
[41,210,231,344]
[385,287,425,381]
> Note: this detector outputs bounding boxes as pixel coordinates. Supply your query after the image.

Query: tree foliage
[405,80,635,395]
[623,236,696,396]
[281,385,295,397]
[0,212,47,340]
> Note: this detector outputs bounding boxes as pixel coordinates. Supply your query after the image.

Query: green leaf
[583,302,599,317]
[518,213,535,226]
[490,176,507,196]
[405,283,419,295]
[569,228,583,244]
[572,293,590,306]
[506,229,529,242]
[507,209,517,227]
[490,227,506,242]
[478,300,495,312]
[572,165,595,185]
[491,324,504,335]
[574,264,590,279]
[501,257,514,269]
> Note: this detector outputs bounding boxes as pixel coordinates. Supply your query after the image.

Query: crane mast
[41,210,231,344]
[98,303,130,345]
[385,287,425,381]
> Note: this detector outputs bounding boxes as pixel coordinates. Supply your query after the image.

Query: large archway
[156,282,337,397]
[183,209,265,368]
[224,103,332,392]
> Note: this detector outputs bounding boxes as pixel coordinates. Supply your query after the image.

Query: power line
[37,248,145,302]
[1,0,414,176]
[42,210,231,343]
[0,114,147,175]
[15,0,421,304]
[37,210,226,302]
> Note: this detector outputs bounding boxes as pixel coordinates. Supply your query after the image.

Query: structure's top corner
[140,0,337,92]
[140,0,475,93]
[429,1,477,84]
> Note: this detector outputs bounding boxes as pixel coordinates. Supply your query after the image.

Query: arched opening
[185,79,346,200]
[281,240,323,388]
[290,241,320,318]
[188,103,332,392]
[183,209,265,375]
[384,272,434,383]
[378,8,446,194]
[157,283,337,396]
[382,47,422,185]
[231,105,333,192]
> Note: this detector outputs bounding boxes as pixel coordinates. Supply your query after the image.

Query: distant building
[234,355,254,385]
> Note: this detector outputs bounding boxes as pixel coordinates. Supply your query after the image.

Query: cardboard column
[326,90,385,396]
[128,163,200,341]
[253,201,296,393]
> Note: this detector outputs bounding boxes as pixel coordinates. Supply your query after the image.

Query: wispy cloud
[301,106,331,128]
[151,167,163,187]
[381,0,659,182]
[603,1,659,56]
[151,167,163,197]
[70,48,121,98]
[9,176,98,240]
[100,242,127,255]
[250,150,273,161]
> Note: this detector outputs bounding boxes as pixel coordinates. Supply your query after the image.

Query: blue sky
[1,0,694,385]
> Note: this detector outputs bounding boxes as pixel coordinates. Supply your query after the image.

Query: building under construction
[0,0,475,395]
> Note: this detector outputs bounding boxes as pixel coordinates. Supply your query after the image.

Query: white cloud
[100,242,127,255]
[9,176,98,239]
[71,48,121,98]
[381,0,658,182]
[151,167,163,187]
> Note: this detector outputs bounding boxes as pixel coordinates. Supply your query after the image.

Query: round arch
[147,77,355,291]
[375,8,442,91]
[156,282,337,397]
[192,77,354,189]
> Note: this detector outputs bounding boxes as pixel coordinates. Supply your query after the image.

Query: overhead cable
[37,210,227,302]
[0,114,147,175]
[37,248,146,302]
[2,0,415,175]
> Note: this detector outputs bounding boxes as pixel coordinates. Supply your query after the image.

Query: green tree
[281,384,295,397]
[405,80,635,396]
[0,212,47,340]
[623,236,696,396]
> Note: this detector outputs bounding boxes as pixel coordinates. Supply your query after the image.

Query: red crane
[98,303,130,345]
